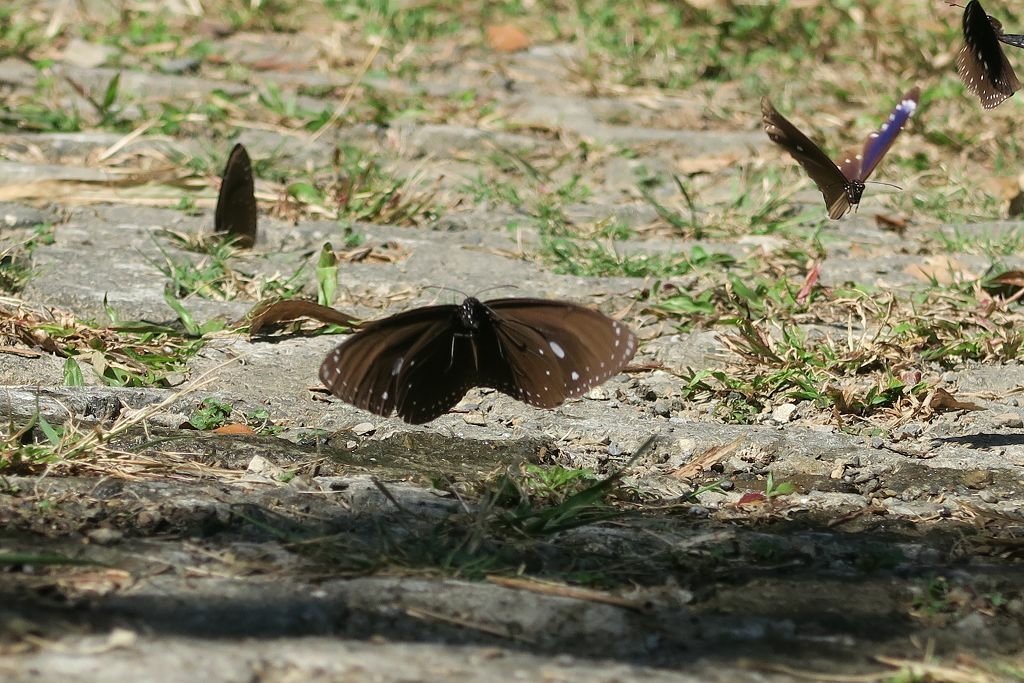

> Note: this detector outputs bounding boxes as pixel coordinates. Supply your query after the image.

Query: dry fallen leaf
[485,24,530,52]
[247,299,360,335]
[213,423,255,435]
[874,213,908,234]
[927,388,984,413]
[795,260,821,305]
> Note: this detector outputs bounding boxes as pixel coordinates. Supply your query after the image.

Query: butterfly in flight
[956,0,1024,108]
[319,297,637,424]
[761,87,920,220]
[214,143,257,248]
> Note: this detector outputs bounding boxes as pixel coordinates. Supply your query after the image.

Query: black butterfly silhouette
[956,0,1024,108]
[214,143,257,248]
[761,87,920,220]
[319,297,637,424]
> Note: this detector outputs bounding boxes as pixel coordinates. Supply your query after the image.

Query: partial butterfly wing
[761,97,852,218]
[214,143,257,248]
[389,317,492,423]
[479,299,637,407]
[319,304,463,422]
[957,0,1022,108]
[839,87,920,182]
[1000,33,1024,48]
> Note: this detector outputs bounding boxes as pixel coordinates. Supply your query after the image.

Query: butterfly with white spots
[761,87,920,219]
[319,297,637,424]
[956,0,1024,109]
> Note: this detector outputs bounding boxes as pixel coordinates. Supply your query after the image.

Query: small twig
[486,575,648,612]
[405,607,535,643]
[310,40,383,143]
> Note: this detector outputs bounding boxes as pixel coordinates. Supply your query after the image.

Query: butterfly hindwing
[319,306,455,419]
[391,321,488,423]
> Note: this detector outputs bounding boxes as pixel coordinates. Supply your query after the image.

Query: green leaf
[36,415,61,446]
[163,287,200,337]
[316,242,338,307]
[189,397,233,430]
[63,357,84,386]
[102,72,121,111]
[287,182,323,205]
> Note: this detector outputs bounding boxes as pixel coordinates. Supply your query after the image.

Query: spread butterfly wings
[480,299,638,407]
[214,143,257,248]
[761,89,918,220]
[318,297,639,424]
[957,0,1023,108]
[760,98,851,219]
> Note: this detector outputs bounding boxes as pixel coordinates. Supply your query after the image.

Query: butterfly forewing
[214,143,257,248]
[482,299,637,407]
[856,87,920,179]
[761,97,850,217]
[957,0,1021,108]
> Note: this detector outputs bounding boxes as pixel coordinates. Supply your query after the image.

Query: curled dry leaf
[795,260,821,305]
[248,300,360,335]
[927,387,984,413]
[874,213,908,234]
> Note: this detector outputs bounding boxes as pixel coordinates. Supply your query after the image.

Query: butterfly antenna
[423,285,471,302]
[866,180,904,191]
[474,284,520,298]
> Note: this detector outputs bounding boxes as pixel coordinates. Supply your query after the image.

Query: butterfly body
[957,0,1024,108]
[319,297,637,424]
[761,88,919,219]
[214,143,257,248]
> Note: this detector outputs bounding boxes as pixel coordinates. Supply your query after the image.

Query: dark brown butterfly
[761,88,920,220]
[956,0,1024,108]
[214,143,257,248]
[319,297,637,424]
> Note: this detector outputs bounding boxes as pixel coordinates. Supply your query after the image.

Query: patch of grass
[1,297,211,388]
[926,226,1024,258]
[0,223,54,294]
[325,0,467,44]
[0,6,44,59]
[151,237,305,301]
[278,145,438,225]
[544,240,736,278]
[186,398,277,433]
[1,412,67,474]
[188,397,234,430]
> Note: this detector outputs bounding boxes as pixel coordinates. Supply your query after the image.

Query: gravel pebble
[351,422,376,436]
[992,413,1024,429]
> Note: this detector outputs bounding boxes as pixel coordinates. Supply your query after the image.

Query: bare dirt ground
[2,2,1024,681]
